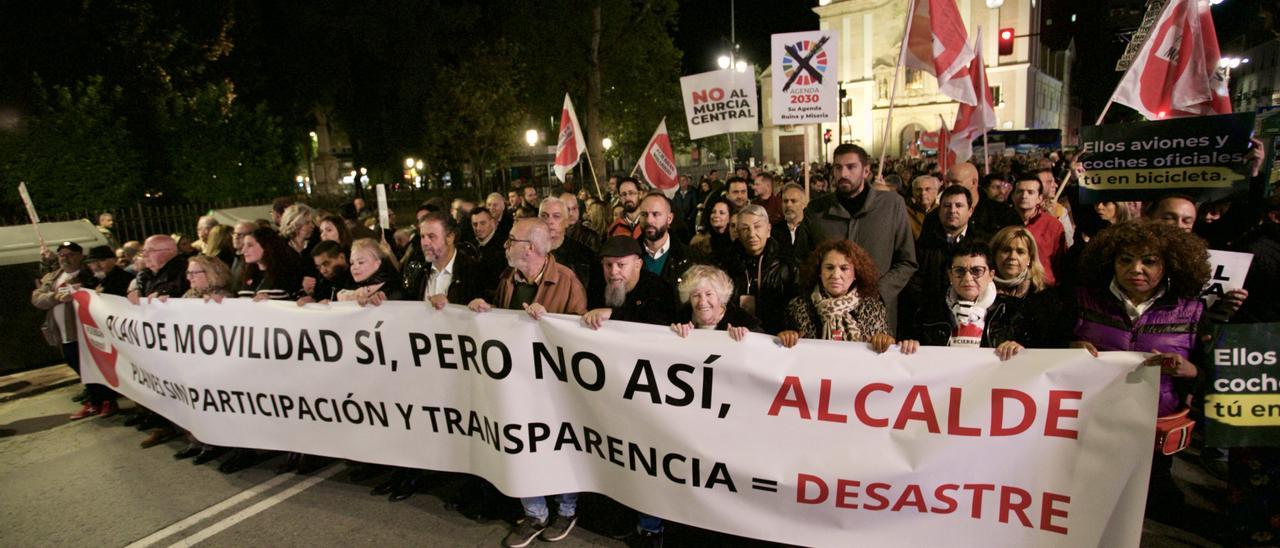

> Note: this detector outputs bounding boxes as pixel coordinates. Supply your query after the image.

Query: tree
[0,77,145,214]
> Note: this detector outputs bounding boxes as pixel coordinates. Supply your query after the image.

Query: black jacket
[772,217,817,264]
[415,252,484,305]
[553,237,598,296]
[720,239,799,335]
[904,223,992,323]
[136,256,189,298]
[313,268,356,302]
[921,197,1021,237]
[677,302,763,333]
[904,293,1030,348]
[356,263,406,301]
[645,236,702,291]
[89,267,135,297]
[592,270,678,326]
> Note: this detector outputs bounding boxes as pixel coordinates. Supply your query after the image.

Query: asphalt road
[0,384,1227,547]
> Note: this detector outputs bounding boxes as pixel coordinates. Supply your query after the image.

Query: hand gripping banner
[76,292,1157,546]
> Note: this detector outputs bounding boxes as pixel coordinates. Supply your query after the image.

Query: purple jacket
[1074,286,1203,415]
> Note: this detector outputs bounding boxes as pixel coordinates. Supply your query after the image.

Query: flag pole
[877,0,919,183]
[804,125,811,201]
[976,26,990,175]
[17,182,47,255]
[938,113,949,174]
[583,147,604,198]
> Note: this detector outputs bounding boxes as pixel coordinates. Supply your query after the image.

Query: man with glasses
[606,177,644,238]
[31,242,95,417]
[907,186,991,317]
[125,235,190,448]
[467,218,586,547]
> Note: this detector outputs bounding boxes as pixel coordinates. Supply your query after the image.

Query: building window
[990,85,1003,106]
[905,68,924,90]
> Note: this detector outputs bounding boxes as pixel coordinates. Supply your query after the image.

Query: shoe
[541,514,577,542]
[502,517,547,548]
[140,428,178,448]
[174,444,202,460]
[69,402,100,420]
[348,463,384,482]
[388,472,423,502]
[136,414,166,432]
[99,401,118,418]
[123,412,147,427]
[72,389,89,403]
[218,449,256,474]
[275,453,301,474]
[635,529,663,548]
[193,446,228,465]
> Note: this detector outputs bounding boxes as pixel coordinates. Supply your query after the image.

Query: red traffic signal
[823,129,832,143]
[998,28,1015,56]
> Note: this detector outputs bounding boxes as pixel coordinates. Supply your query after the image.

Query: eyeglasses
[504,237,531,248]
[949,266,990,278]
[186,270,207,277]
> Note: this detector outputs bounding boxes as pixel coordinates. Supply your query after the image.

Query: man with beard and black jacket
[416,212,483,306]
[583,236,678,328]
[299,240,355,303]
[721,204,799,335]
[772,183,815,263]
[636,192,699,293]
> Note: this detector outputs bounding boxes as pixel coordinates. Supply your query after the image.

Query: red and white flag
[949,29,997,163]
[553,93,586,182]
[903,0,977,105]
[1111,0,1231,120]
[634,118,679,196]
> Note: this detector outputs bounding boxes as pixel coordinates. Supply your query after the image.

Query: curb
[0,377,81,404]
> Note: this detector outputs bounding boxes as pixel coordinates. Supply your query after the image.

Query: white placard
[680,68,759,140]
[375,184,389,229]
[1203,249,1254,307]
[770,30,840,126]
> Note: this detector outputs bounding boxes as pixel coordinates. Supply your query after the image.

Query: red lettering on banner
[1041,492,1071,534]
[1045,390,1082,439]
[792,474,1071,534]
[999,486,1034,527]
[946,387,981,436]
[991,389,1036,436]
[835,479,860,509]
[768,376,810,419]
[691,90,708,105]
[931,484,959,514]
[893,385,941,433]
[691,88,725,105]
[817,379,848,423]
[853,383,892,427]
[797,473,827,503]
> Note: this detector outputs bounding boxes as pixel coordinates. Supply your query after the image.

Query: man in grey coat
[805,143,917,333]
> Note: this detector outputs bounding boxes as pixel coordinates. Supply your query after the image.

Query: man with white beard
[581,236,677,329]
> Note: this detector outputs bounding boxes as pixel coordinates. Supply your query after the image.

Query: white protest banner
[771,30,839,125]
[680,68,758,140]
[74,292,1156,547]
[1202,249,1254,307]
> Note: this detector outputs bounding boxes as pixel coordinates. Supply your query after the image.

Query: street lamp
[717,55,731,70]
[602,137,613,151]
[404,157,415,169]
[525,129,538,182]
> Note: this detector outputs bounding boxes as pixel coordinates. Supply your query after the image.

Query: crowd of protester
[29,141,1280,546]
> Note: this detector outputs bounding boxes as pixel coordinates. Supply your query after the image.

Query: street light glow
[717,55,731,70]
[525,129,538,147]
[735,60,748,73]
[1219,56,1242,69]
[602,137,613,151]
[404,157,415,169]
[415,160,424,170]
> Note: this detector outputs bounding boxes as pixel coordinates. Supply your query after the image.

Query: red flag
[949,29,997,163]
[1111,0,1231,120]
[904,0,977,105]
[634,118,679,196]
[553,93,586,182]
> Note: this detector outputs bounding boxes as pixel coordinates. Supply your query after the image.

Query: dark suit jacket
[417,252,485,304]
[772,217,816,264]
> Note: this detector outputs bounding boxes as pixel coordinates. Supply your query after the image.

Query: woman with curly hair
[1070,221,1210,512]
[689,195,735,259]
[777,239,902,353]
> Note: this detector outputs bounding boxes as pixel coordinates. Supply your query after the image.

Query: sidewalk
[0,364,80,403]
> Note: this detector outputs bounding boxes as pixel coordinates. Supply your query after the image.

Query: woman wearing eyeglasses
[898,240,1031,360]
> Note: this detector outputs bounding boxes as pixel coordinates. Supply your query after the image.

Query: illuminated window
[905,68,924,90]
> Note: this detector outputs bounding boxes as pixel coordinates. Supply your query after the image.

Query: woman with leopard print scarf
[777,239,907,354]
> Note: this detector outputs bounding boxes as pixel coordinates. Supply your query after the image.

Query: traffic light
[998,28,1015,56]
[823,129,832,143]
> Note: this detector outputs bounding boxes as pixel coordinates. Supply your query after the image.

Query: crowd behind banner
[29,141,1280,546]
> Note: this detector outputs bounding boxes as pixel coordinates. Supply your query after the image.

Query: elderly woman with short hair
[670,264,761,341]
[169,254,234,464]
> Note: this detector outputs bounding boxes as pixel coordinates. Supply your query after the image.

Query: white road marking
[167,463,346,547]
[123,464,342,548]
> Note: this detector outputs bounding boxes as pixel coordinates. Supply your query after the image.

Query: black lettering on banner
[409,332,431,367]
[435,333,457,369]
[420,405,440,431]
[481,340,511,379]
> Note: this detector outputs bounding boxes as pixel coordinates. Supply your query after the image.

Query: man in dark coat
[583,236,678,328]
[636,193,700,294]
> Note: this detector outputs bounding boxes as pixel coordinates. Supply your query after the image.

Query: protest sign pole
[876,0,918,183]
[17,182,47,255]
[804,125,812,200]
[583,147,604,198]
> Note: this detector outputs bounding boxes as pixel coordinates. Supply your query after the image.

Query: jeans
[520,493,577,522]
[637,513,663,533]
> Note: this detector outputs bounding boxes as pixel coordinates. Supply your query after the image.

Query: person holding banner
[236,227,303,301]
[339,238,405,306]
[470,217,586,547]
[670,264,762,340]
[1070,222,1208,514]
[167,255,234,465]
[898,241,1030,360]
[31,242,96,417]
[777,239,899,353]
[989,226,1071,349]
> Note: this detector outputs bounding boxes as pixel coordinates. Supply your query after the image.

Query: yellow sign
[1204,394,1280,427]
[1079,167,1245,191]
